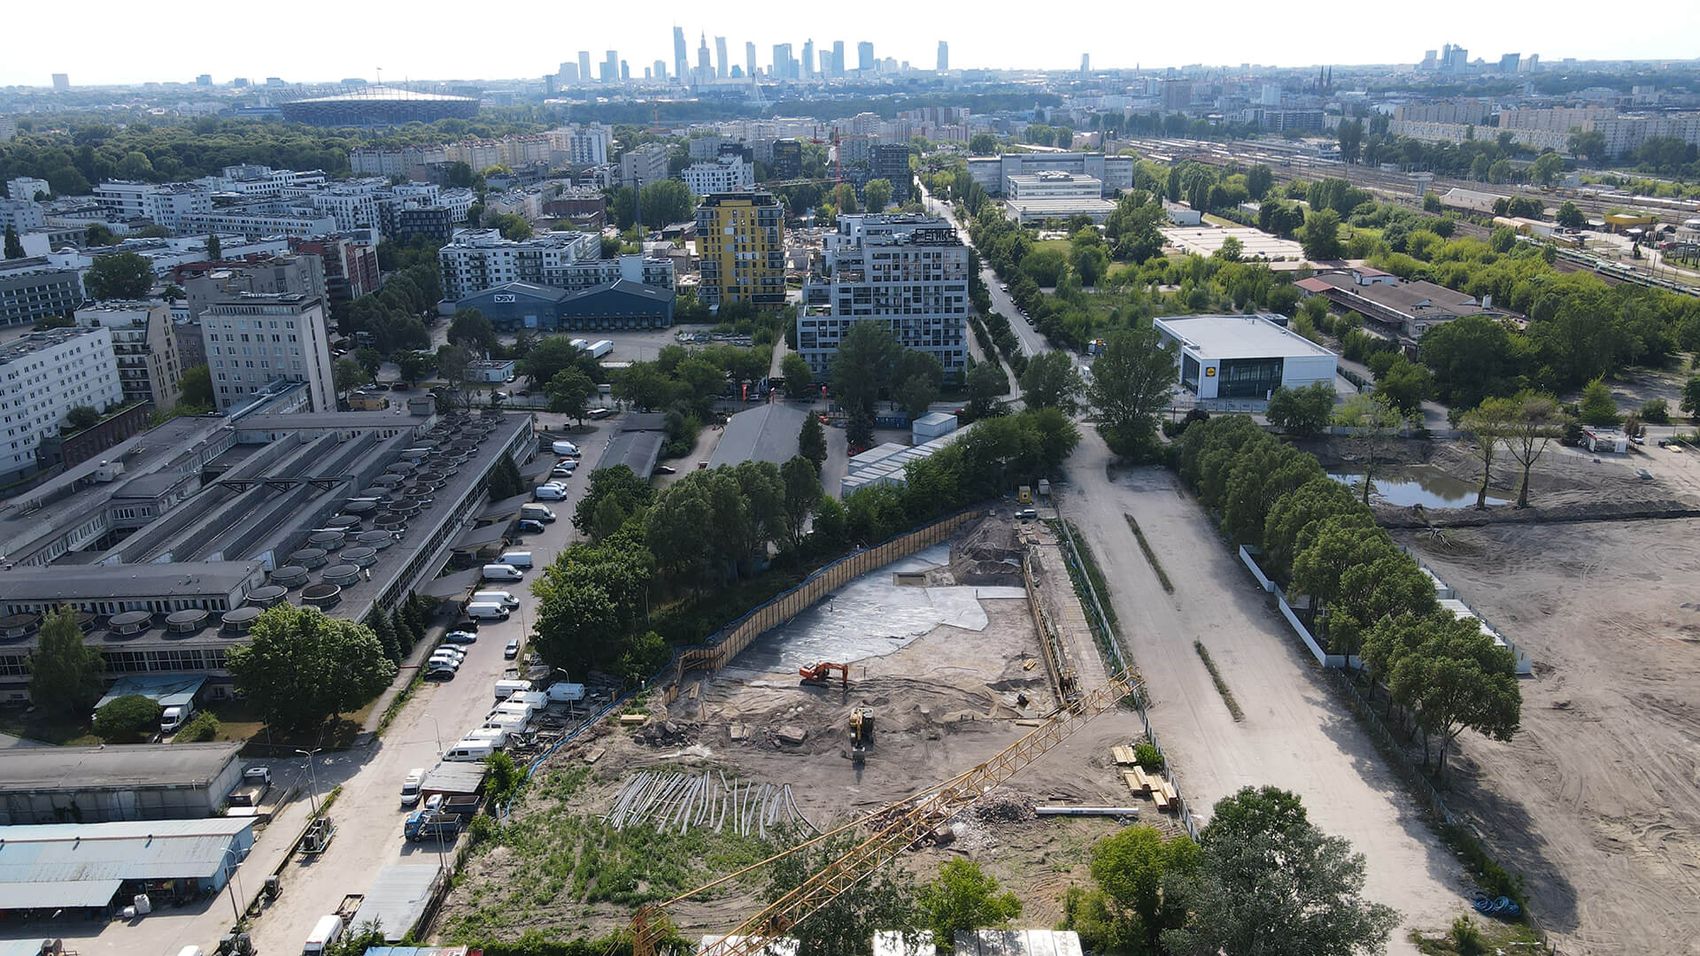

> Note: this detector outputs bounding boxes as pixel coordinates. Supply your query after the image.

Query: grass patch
[441,765,778,943]
[0,707,100,746]
[1123,514,1174,594]
[1055,519,1119,635]
[376,671,424,737]
[1193,641,1245,722]
[1409,916,1543,955]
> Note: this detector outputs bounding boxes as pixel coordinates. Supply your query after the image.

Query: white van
[551,440,580,456]
[400,768,425,808]
[545,681,587,703]
[474,590,520,609]
[463,726,509,747]
[520,504,556,523]
[493,678,533,701]
[481,564,523,582]
[497,550,534,569]
[303,914,344,955]
[482,712,529,733]
[533,484,567,501]
[508,689,548,709]
[465,602,510,621]
[493,700,536,720]
[178,947,204,956]
[443,739,497,762]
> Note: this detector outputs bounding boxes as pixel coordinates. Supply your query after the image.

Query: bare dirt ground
[438,519,1165,943]
[1401,519,1700,956]
[1062,430,1468,956]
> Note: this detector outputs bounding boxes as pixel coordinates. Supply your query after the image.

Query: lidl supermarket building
[1153,314,1338,401]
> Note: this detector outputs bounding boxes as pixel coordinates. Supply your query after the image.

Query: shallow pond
[1329,464,1507,509]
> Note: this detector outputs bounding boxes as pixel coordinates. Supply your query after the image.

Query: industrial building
[452,279,675,332]
[0,259,83,328]
[1003,171,1115,225]
[0,818,254,915]
[696,192,786,309]
[0,400,536,700]
[797,214,969,379]
[839,423,972,497]
[437,229,675,302]
[0,327,125,484]
[350,866,449,944]
[1295,267,1510,343]
[1153,314,1338,401]
[0,743,244,825]
[707,404,810,469]
[966,153,1133,197]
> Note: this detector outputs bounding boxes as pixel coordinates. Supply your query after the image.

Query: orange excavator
[799,661,849,687]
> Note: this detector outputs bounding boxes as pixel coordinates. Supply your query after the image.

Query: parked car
[1016,508,1038,520]
[243,766,272,787]
[443,630,478,645]
[504,639,520,660]
[515,519,546,535]
[656,465,677,475]
[424,667,456,682]
[551,464,576,477]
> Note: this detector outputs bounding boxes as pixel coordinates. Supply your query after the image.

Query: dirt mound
[944,516,1025,586]
[970,788,1036,823]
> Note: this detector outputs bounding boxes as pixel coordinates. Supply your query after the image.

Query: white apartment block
[682,156,755,196]
[437,229,674,301]
[0,199,46,234]
[620,143,672,188]
[75,302,183,410]
[0,327,125,480]
[173,210,339,239]
[94,182,213,228]
[197,165,328,198]
[201,294,335,413]
[548,125,612,165]
[797,214,970,379]
[7,177,50,202]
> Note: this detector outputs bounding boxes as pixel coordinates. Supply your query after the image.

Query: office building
[858,42,875,72]
[558,61,580,85]
[0,199,46,234]
[937,42,949,73]
[550,123,611,165]
[683,155,756,195]
[601,51,619,83]
[746,43,758,80]
[716,37,729,78]
[771,139,803,180]
[76,303,184,411]
[201,294,335,413]
[674,27,689,84]
[696,192,786,309]
[288,235,379,310]
[7,177,50,202]
[803,40,816,78]
[1003,171,1115,224]
[620,143,671,189]
[966,152,1134,197]
[437,229,674,301]
[453,279,675,331]
[797,214,969,379]
[52,74,69,91]
[832,41,846,77]
[0,259,83,327]
[578,51,592,83]
[1154,314,1337,401]
[0,328,124,482]
[95,181,213,229]
[773,44,795,81]
[868,144,913,203]
[181,253,328,321]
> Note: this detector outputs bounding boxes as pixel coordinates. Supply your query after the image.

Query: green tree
[965,361,1007,419]
[1336,119,1364,164]
[969,133,1000,155]
[1067,824,1201,954]
[864,178,894,213]
[520,336,588,386]
[1291,516,1395,613]
[1264,382,1335,437]
[918,859,1022,948]
[547,368,597,424]
[178,364,213,407]
[780,455,823,552]
[640,179,695,227]
[1373,356,1432,417]
[1245,164,1275,200]
[1164,787,1398,956]
[781,352,815,399]
[613,362,680,411]
[333,357,370,403]
[485,454,525,500]
[1682,376,1700,419]
[766,833,918,956]
[1364,612,1521,775]
[1019,351,1084,414]
[799,413,828,469]
[832,322,903,417]
[29,607,104,716]
[1458,397,1518,510]
[1088,325,1177,460]
[3,225,22,260]
[1568,128,1608,164]
[65,405,102,430]
[1213,235,1244,263]
[84,252,154,300]
[896,373,939,421]
[1332,393,1403,504]
[572,465,654,538]
[395,350,435,385]
[365,610,401,664]
[1300,209,1343,261]
[1262,477,1369,582]
[92,694,163,742]
[436,345,472,407]
[1555,201,1587,229]
[224,605,396,734]
[84,223,116,247]
[448,309,497,354]
[1417,315,1522,409]
[1502,391,1564,507]
[1530,152,1565,186]
[1577,377,1619,425]
[205,233,221,261]
[353,347,383,379]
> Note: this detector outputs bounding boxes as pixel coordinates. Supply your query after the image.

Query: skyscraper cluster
[555,29,947,86]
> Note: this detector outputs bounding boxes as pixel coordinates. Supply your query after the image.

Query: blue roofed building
[0,817,255,914]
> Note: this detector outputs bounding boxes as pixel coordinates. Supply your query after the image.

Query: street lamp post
[295,748,323,817]
[221,846,246,924]
[428,714,442,753]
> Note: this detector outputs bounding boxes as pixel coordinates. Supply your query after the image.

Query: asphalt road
[920,185,1051,359]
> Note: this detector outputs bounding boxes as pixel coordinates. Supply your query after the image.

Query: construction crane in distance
[629,668,1143,956]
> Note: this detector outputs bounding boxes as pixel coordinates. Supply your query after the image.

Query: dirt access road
[1404,520,1700,956]
[1060,430,1466,953]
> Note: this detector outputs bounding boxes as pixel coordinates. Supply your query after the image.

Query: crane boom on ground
[630,669,1142,956]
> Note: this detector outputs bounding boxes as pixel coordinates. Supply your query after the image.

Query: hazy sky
[8,0,1699,87]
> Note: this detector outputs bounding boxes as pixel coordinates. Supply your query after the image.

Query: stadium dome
[279,85,478,126]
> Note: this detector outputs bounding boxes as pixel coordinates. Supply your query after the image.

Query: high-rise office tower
[803,40,815,78]
[745,42,758,79]
[715,37,729,78]
[832,41,846,77]
[51,73,69,91]
[1080,53,1090,74]
[673,27,688,84]
[621,60,631,81]
[602,50,619,83]
[858,42,875,72]
[559,61,580,84]
[578,51,592,84]
[772,44,793,80]
[697,33,712,82]
[654,60,668,81]
[937,42,949,73]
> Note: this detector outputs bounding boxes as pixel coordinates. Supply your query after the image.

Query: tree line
[1175,415,1521,778]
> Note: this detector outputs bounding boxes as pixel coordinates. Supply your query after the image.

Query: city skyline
[6,0,1700,87]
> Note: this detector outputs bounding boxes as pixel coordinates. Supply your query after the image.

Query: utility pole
[295,748,323,817]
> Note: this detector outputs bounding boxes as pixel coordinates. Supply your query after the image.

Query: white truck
[161,699,197,735]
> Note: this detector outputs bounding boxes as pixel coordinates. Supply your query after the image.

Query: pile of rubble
[970,788,1036,824]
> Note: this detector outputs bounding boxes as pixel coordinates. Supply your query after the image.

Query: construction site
[436,512,1184,945]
